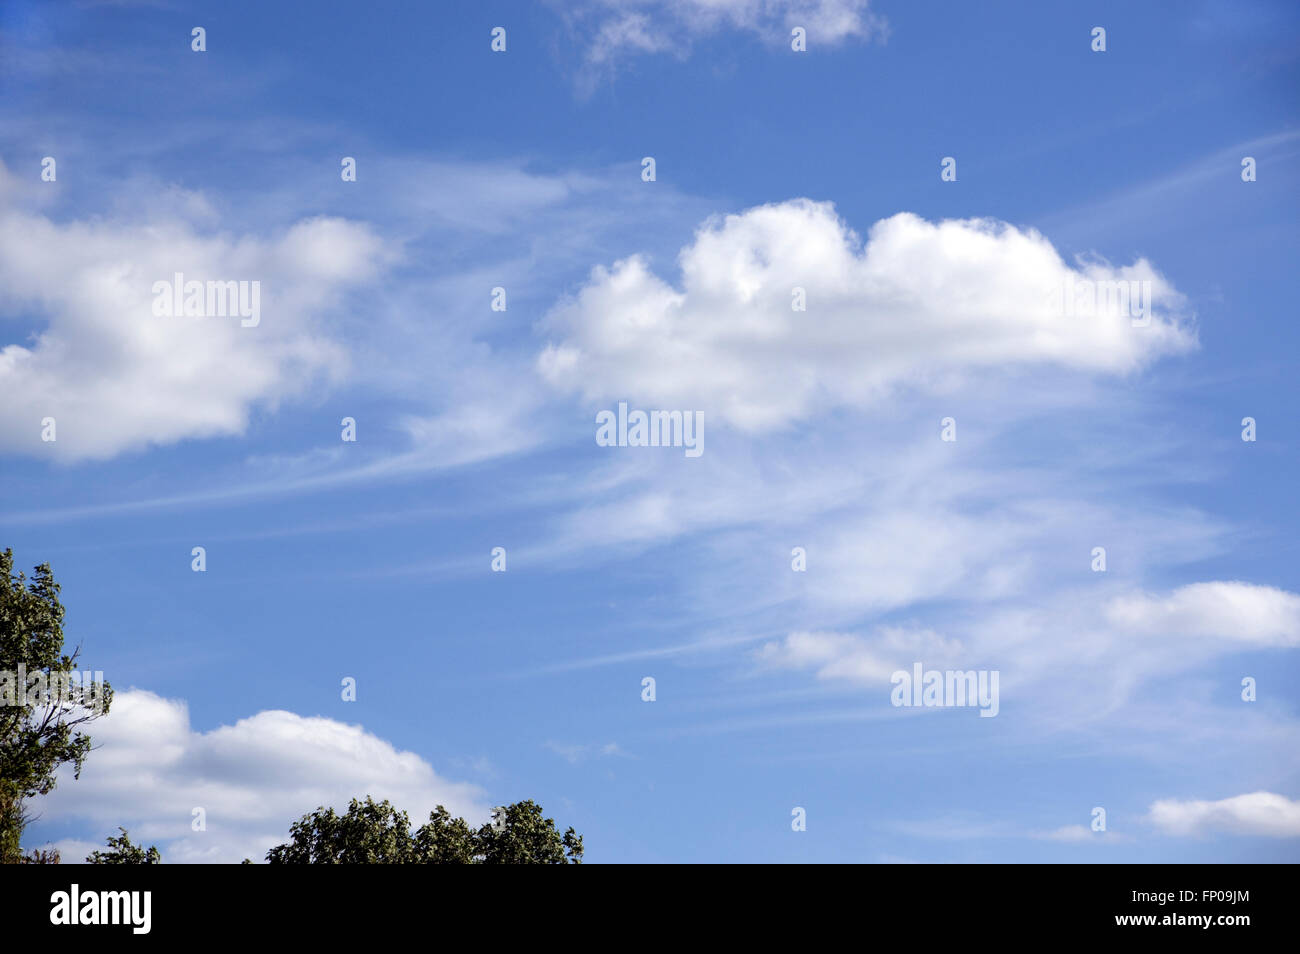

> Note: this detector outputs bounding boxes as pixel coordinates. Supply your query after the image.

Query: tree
[20,846,60,864]
[476,800,583,865]
[0,548,113,863]
[412,805,477,863]
[266,798,417,864]
[266,797,582,864]
[86,827,161,864]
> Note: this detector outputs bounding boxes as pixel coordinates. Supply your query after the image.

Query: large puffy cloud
[0,167,391,460]
[36,690,488,863]
[1148,792,1300,837]
[539,200,1195,430]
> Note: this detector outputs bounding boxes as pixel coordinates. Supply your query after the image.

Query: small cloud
[1148,792,1300,838]
[1106,582,1300,647]
[551,1,889,90]
[754,627,961,685]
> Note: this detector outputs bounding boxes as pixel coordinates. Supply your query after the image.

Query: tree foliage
[20,846,60,864]
[0,548,113,863]
[266,797,583,864]
[86,827,161,864]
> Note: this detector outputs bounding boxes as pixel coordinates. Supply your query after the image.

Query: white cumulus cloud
[35,690,488,863]
[539,200,1195,431]
[0,167,391,460]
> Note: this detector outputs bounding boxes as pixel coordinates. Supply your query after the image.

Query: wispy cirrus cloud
[751,580,1300,725]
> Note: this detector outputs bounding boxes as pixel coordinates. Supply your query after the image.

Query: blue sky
[2,0,1298,862]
